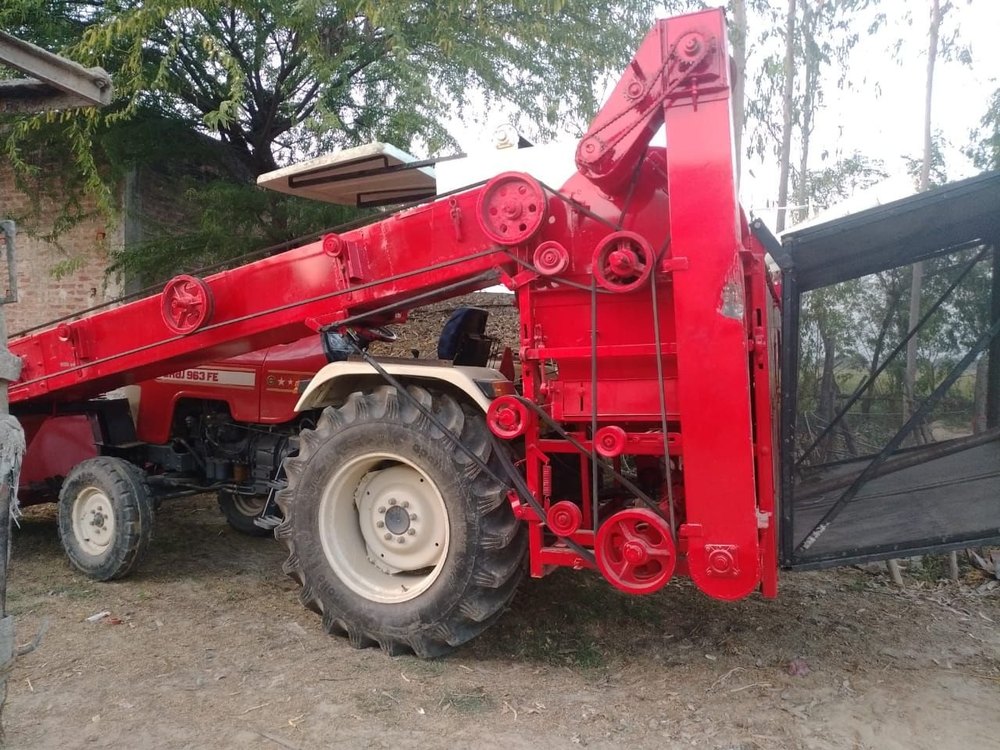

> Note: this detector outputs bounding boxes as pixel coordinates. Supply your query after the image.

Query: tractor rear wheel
[218,491,273,537]
[275,385,526,657]
[58,457,154,581]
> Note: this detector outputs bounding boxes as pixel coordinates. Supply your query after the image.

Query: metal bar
[794,426,1000,502]
[590,278,599,532]
[778,273,800,566]
[796,313,1000,554]
[987,243,1000,428]
[789,532,1000,571]
[329,271,498,330]
[650,265,676,538]
[796,245,989,466]
[750,218,793,271]
[357,189,437,209]
[0,31,111,107]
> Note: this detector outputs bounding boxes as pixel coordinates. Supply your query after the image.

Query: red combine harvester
[7,8,1000,656]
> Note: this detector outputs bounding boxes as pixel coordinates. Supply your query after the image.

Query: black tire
[218,491,273,537]
[275,385,526,657]
[57,457,154,581]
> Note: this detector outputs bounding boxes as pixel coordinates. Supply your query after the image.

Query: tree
[797,153,889,459]
[775,0,797,233]
[968,88,1000,171]
[903,0,947,443]
[728,0,748,184]
[2,0,668,282]
[747,0,868,232]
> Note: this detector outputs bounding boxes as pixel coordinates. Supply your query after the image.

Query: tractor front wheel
[218,491,273,537]
[276,385,526,657]
[58,457,154,581]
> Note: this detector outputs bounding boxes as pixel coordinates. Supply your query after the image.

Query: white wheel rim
[231,494,267,517]
[319,452,450,604]
[72,487,116,557]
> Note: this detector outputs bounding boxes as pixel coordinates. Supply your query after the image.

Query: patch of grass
[223,586,253,603]
[469,570,698,668]
[439,687,492,713]
[354,689,400,715]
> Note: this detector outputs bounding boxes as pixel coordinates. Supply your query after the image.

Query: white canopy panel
[257,142,436,207]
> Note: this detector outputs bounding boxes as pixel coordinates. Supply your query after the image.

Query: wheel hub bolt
[384,533,393,541]
[410,513,418,521]
[397,537,406,544]
[376,521,385,528]
[407,529,416,536]
[401,501,410,508]
[388,498,397,505]
[378,506,386,514]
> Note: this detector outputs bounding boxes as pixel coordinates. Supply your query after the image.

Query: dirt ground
[4,496,999,750]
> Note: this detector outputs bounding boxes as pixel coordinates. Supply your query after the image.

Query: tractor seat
[437,307,493,367]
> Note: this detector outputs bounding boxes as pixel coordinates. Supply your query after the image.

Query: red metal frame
[9,8,778,602]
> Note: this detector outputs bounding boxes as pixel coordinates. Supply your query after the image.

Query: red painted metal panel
[19,414,97,502]
[9,191,516,406]
[659,11,762,600]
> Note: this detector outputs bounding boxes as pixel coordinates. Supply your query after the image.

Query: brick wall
[0,165,124,336]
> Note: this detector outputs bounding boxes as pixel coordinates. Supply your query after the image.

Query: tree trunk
[775,0,797,233]
[793,1,819,226]
[818,314,837,459]
[729,0,748,186]
[902,0,943,441]
[862,281,904,417]
[974,354,988,434]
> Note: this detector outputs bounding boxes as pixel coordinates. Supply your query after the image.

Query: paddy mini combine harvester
[6,8,1000,655]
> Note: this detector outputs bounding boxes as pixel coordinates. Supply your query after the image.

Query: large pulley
[595,508,676,595]
[476,172,547,246]
[592,231,655,292]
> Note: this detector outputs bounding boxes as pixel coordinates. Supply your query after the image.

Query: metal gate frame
[754,170,1000,569]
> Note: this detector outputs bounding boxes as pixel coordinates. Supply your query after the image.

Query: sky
[743,0,1000,227]
[444,1,999,232]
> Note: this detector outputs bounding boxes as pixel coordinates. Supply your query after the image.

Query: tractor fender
[295,361,513,414]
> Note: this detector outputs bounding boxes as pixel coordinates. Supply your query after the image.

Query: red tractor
[17,307,500,577]
[7,8,1000,657]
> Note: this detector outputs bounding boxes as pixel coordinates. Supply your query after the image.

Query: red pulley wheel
[161,274,214,335]
[547,501,583,537]
[594,425,627,458]
[486,395,531,440]
[595,508,676,595]
[476,172,547,246]
[533,241,570,276]
[592,231,655,293]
